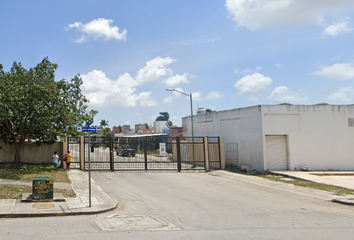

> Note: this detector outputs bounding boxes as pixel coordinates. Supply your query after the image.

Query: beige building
[182,104,354,171]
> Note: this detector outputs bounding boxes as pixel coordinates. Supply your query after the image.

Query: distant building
[135,124,147,133]
[169,126,183,137]
[154,121,168,133]
[122,125,131,132]
[112,126,120,133]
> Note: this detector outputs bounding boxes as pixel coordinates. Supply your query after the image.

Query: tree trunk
[13,141,22,164]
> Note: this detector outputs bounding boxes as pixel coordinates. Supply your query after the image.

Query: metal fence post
[204,137,209,172]
[110,137,114,172]
[144,138,148,171]
[176,136,181,172]
[217,137,222,170]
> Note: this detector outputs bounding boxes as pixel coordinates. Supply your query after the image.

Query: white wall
[182,106,264,169]
[183,104,354,171]
[262,104,354,171]
[154,121,168,133]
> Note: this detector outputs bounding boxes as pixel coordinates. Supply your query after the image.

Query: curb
[332,198,354,206]
[0,200,118,218]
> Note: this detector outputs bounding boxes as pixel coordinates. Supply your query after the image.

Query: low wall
[0,142,64,164]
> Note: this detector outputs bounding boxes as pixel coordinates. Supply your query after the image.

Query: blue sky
[2,0,354,128]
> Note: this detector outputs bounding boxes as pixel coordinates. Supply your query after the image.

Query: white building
[182,104,354,171]
[154,121,168,133]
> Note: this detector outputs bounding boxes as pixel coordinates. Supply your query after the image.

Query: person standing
[52,151,60,172]
[65,150,73,171]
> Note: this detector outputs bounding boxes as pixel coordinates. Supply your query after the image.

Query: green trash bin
[32,177,54,200]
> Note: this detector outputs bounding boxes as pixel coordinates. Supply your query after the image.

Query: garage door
[265,135,288,170]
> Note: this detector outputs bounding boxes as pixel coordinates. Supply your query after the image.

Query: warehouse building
[182,104,354,171]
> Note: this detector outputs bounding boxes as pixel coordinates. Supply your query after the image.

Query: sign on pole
[85,118,93,127]
[77,127,97,133]
[77,119,94,208]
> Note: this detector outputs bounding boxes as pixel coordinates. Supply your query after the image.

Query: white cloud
[136,57,176,83]
[207,91,223,100]
[328,87,354,102]
[243,66,263,74]
[274,63,282,68]
[81,70,142,107]
[81,70,157,108]
[323,20,353,36]
[137,92,157,107]
[234,73,272,95]
[81,56,195,107]
[66,18,127,43]
[234,66,263,74]
[165,73,191,87]
[269,86,308,102]
[192,92,202,102]
[313,63,354,80]
[225,0,354,30]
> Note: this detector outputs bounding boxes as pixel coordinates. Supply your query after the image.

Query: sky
[1,0,354,129]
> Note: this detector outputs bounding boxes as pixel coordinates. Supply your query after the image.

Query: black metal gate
[67,137,81,169]
[69,136,221,172]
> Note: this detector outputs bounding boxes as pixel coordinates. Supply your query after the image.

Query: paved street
[2,171,354,240]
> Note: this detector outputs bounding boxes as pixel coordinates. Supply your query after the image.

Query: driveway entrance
[67,136,222,172]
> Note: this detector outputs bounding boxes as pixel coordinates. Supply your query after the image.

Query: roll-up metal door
[265,135,288,170]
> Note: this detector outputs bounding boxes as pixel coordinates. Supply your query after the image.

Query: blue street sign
[85,118,94,127]
[83,127,97,132]
[78,126,97,132]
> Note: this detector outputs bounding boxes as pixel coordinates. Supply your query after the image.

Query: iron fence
[69,136,221,172]
[67,137,81,169]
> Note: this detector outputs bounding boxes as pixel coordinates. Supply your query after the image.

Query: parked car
[116,145,136,157]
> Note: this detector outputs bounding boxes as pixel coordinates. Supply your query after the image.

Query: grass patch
[0,163,70,183]
[225,165,354,196]
[0,164,75,199]
[0,184,76,199]
[0,185,32,199]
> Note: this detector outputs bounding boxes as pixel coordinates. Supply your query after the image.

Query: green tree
[103,127,111,138]
[0,57,94,163]
[100,119,109,127]
[206,108,215,113]
[144,123,151,130]
[155,112,173,126]
[118,125,122,133]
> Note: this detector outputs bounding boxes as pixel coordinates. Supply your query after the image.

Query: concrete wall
[182,106,264,170]
[262,104,354,171]
[0,142,64,164]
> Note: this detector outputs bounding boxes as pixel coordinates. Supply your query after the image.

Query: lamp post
[166,89,195,167]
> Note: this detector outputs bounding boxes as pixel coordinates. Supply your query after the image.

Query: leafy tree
[144,123,151,130]
[206,108,215,113]
[118,125,122,133]
[100,119,109,127]
[155,112,173,126]
[0,57,95,164]
[103,127,111,138]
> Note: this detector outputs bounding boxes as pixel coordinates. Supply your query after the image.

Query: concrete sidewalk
[271,171,354,206]
[0,170,117,218]
[272,171,354,190]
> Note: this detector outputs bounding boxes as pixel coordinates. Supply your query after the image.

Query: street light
[166,89,195,166]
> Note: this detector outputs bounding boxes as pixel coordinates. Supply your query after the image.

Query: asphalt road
[1,171,354,240]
